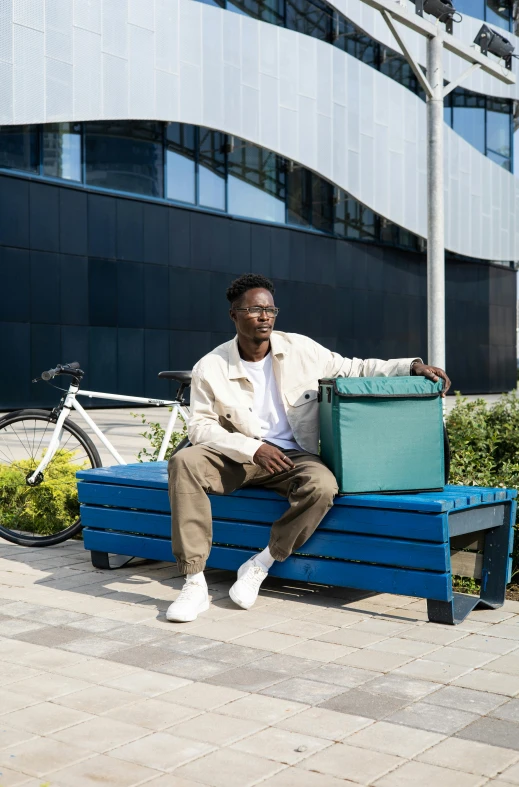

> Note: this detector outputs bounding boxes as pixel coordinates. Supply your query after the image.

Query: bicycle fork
[26,387,79,485]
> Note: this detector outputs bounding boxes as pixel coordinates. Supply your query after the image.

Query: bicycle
[0,362,191,548]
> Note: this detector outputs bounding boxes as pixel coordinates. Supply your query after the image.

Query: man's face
[230,288,277,343]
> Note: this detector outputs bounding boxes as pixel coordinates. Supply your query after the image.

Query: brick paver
[0,538,518,785]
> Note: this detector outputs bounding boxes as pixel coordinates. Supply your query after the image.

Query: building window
[454,0,485,19]
[286,162,311,226]
[380,219,419,251]
[0,125,39,173]
[311,174,334,233]
[446,89,486,155]
[285,0,333,42]
[227,0,284,25]
[487,97,512,171]
[485,0,513,31]
[0,120,423,252]
[166,123,196,204]
[333,17,379,68]
[286,165,334,231]
[380,49,420,95]
[334,189,377,240]
[198,128,226,211]
[42,123,82,182]
[228,138,286,223]
[84,121,164,197]
[445,90,513,173]
[432,0,512,30]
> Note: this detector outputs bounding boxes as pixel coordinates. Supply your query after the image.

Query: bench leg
[428,502,514,625]
[427,593,480,625]
[477,505,514,610]
[90,551,134,570]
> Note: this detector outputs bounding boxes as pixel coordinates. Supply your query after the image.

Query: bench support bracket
[428,509,513,624]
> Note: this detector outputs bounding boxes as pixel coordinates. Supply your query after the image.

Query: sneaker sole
[229,584,254,610]
[166,599,210,623]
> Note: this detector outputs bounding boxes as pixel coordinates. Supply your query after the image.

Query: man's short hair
[226,273,275,306]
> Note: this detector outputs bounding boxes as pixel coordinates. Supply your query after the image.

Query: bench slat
[82,529,452,601]
[77,464,517,513]
[80,506,450,571]
[78,483,448,542]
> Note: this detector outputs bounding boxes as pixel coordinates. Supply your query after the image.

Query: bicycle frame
[27,382,189,484]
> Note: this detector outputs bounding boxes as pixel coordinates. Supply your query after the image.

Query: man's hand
[412,361,451,397]
[253,443,295,475]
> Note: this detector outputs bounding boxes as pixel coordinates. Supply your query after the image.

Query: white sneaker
[166,580,209,622]
[229,556,268,610]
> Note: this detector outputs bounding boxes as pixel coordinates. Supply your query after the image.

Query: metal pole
[426,30,445,370]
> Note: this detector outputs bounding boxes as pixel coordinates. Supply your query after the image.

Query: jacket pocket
[285,386,318,408]
[216,404,249,426]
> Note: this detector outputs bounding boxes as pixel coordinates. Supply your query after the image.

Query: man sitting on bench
[166,273,451,622]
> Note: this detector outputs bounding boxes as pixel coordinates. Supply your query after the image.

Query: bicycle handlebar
[41,362,82,381]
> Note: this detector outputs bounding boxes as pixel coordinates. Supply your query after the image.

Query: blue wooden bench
[76,462,516,625]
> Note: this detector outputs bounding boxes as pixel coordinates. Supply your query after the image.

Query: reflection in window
[449,90,486,154]
[0,120,424,253]
[487,150,511,170]
[227,0,283,25]
[228,138,285,222]
[333,17,378,67]
[198,128,226,211]
[42,123,81,181]
[311,174,333,233]
[0,125,39,173]
[334,189,376,240]
[487,98,511,161]
[380,219,419,250]
[287,163,310,226]
[485,0,512,31]
[286,0,333,41]
[166,123,196,204]
[453,0,485,18]
[85,121,164,197]
[445,89,513,172]
[380,50,419,95]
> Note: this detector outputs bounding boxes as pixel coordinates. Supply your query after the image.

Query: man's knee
[316,467,339,500]
[168,445,205,483]
[299,463,338,502]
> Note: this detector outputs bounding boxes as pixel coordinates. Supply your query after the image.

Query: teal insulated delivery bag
[318,376,445,494]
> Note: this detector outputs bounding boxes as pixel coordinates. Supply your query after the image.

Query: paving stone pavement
[0,538,518,786]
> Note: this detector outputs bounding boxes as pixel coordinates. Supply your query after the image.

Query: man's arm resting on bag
[306,337,451,393]
[188,371,262,464]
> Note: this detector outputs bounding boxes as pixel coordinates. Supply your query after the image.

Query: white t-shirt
[242,352,301,452]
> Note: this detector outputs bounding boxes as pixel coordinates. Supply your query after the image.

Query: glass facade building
[0,0,516,406]
[0,121,422,251]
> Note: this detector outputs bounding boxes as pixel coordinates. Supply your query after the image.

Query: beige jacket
[188,331,420,464]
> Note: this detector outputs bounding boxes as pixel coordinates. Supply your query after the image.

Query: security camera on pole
[354,0,516,372]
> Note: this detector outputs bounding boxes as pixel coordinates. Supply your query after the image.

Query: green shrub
[446,392,519,581]
[132,410,188,462]
[0,449,86,535]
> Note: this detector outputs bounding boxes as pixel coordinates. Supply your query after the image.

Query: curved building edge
[0,0,517,261]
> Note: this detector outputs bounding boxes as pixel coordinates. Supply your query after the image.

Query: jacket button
[304,394,310,399]
[226,413,231,418]
[249,407,252,412]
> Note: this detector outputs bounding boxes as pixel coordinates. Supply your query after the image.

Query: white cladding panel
[0,0,518,261]
[336,0,519,101]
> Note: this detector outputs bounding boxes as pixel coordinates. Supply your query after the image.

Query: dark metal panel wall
[0,173,516,409]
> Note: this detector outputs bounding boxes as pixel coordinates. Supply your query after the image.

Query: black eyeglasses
[234,307,279,317]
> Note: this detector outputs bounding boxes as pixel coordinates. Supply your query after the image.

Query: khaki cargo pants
[168,444,338,574]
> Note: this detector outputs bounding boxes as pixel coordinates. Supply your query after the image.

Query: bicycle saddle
[158,370,192,385]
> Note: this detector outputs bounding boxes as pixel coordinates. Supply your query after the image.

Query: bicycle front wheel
[0,409,101,547]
